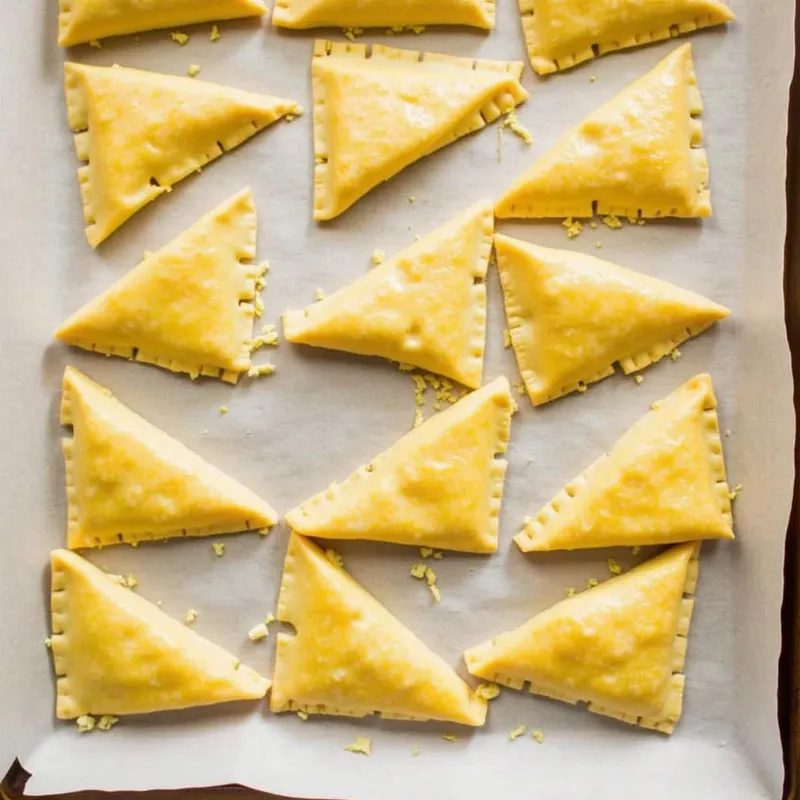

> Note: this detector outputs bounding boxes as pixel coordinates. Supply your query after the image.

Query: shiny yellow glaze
[285,378,511,552]
[465,543,697,729]
[61,367,277,548]
[65,63,301,246]
[284,201,493,387]
[495,235,730,405]
[58,0,267,47]
[271,534,487,725]
[519,0,734,74]
[515,375,734,552]
[496,45,710,219]
[50,549,269,718]
[313,42,527,220]
[56,189,264,383]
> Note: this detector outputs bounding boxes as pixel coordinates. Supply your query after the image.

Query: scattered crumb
[408,196,416,203]
[170,31,189,45]
[510,724,527,741]
[188,64,201,78]
[510,397,519,416]
[429,584,441,602]
[259,527,271,537]
[608,558,622,576]
[565,587,576,598]
[342,27,364,41]
[76,715,96,733]
[531,729,545,744]
[411,746,420,756]
[185,608,198,625]
[398,362,416,372]
[344,736,372,755]
[425,566,437,587]
[108,573,137,590]
[265,612,276,625]
[590,75,596,82]
[371,249,385,266]
[632,545,641,556]
[442,733,457,743]
[586,578,599,589]
[724,429,731,438]
[634,375,644,385]
[413,408,424,428]
[89,39,102,48]
[420,547,434,559]
[248,623,269,642]
[627,216,638,225]
[314,287,325,302]
[595,241,603,249]
[729,483,743,501]
[497,125,504,163]
[637,219,646,226]
[325,548,344,568]
[409,25,426,34]
[97,715,119,732]
[669,348,682,362]
[476,683,500,701]
[514,380,526,396]
[432,551,443,560]
[126,574,137,589]
[503,329,512,348]
[212,541,225,557]
[254,296,265,318]
[251,324,280,351]
[651,400,662,411]
[44,637,52,649]
[130,541,139,548]
[210,24,221,41]
[219,405,229,415]
[410,563,428,579]
[297,710,309,721]
[602,214,623,230]
[248,364,276,378]
[562,217,583,239]
[500,109,533,145]
[576,381,588,394]
[589,220,598,230]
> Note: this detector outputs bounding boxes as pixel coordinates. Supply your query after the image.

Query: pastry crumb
[265,612,276,625]
[342,27,364,41]
[602,214,623,230]
[248,623,269,642]
[212,541,225,557]
[408,195,416,203]
[188,64,201,78]
[432,551,443,560]
[259,527,271,537]
[297,710,309,721]
[210,24,221,41]
[371,249,385,266]
[314,287,325,302]
[565,587,576,598]
[531,729,545,744]
[325,548,344,568]
[219,405,229,415]
[170,31,189,45]
[510,397,519,416]
[500,108,533,145]
[634,375,644,385]
[589,220,598,230]
[513,380,526,396]
[595,241,603,249]
[651,400,662,410]
[729,483,743,501]
[251,324,280,351]
[586,578,599,589]
[185,608,198,625]
[398,362,415,372]
[724,429,731,438]
[419,547,434,559]
[576,381,588,393]
[248,364,275,378]
[253,295,265,318]
[562,217,583,239]
[590,75,597,82]
[76,715,96,733]
[669,347,682,362]
[442,733,457,743]
[89,39,102,48]
[413,408,424,428]
[476,683,500,701]
[503,329,512,348]
[607,557,622,576]
[97,715,119,732]
[344,736,371,755]
[510,724,527,740]
[410,563,428,579]
[632,545,641,556]
[429,584,441,602]
[409,25,426,34]
[44,637,52,649]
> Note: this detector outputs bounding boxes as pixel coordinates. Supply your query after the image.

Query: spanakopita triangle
[495,235,730,405]
[59,0,267,47]
[465,543,699,733]
[51,549,269,718]
[273,0,494,29]
[61,367,277,549]
[271,534,488,725]
[312,41,527,220]
[56,189,267,383]
[285,377,512,553]
[284,201,493,387]
[519,0,734,75]
[495,44,710,220]
[65,63,301,246]
[515,375,733,552]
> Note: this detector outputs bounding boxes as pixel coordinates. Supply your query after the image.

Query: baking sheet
[0,1,794,798]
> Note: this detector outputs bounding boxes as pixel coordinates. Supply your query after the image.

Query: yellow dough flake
[562,217,583,239]
[476,683,500,701]
[210,25,221,41]
[510,724,527,740]
[531,729,545,744]
[97,715,119,732]
[345,737,372,755]
[248,623,269,642]
[325,548,345,568]
[188,65,201,78]
[442,733,458,743]
[608,558,622,576]
[603,214,623,230]
[170,31,189,45]
[371,249,386,266]
[76,715,96,733]
[185,608,199,625]
[410,563,428,579]
[212,542,225,557]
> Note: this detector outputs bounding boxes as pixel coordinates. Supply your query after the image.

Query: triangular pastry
[50,549,269,718]
[65,63,301,246]
[271,534,487,725]
[56,189,267,383]
[312,41,528,220]
[273,0,494,29]
[285,377,512,553]
[284,201,494,387]
[59,0,268,47]
[495,235,730,405]
[515,374,733,552]
[464,543,700,734]
[496,45,711,220]
[518,0,734,75]
[61,367,277,548]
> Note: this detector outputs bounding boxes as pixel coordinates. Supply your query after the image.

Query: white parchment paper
[0,1,795,798]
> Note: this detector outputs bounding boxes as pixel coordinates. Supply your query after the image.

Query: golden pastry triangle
[285,377,512,552]
[515,374,734,552]
[65,63,301,246]
[58,0,268,47]
[61,367,278,548]
[272,0,494,29]
[517,0,734,75]
[50,549,269,718]
[271,533,488,725]
[494,235,730,405]
[464,543,700,734]
[312,41,528,220]
[495,44,711,220]
[56,189,267,383]
[284,200,493,387]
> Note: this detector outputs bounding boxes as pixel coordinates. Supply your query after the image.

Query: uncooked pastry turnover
[465,543,700,734]
[65,62,301,246]
[496,45,711,220]
[56,189,267,383]
[494,235,730,405]
[283,201,494,387]
[312,40,527,220]
[271,533,488,725]
[58,0,268,47]
[517,0,734,75]
[61,367,277,549]
[285,377,512,553]
[515,374,734,552]
[50,549,269,718]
